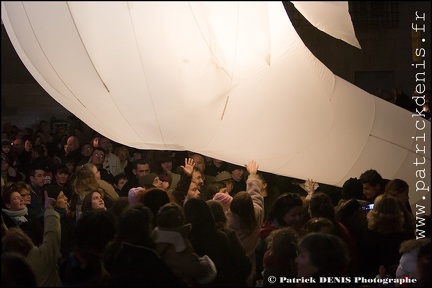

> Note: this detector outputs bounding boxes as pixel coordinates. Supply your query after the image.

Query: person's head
[63,155,76,174]
[206,200,228,228]
[140,188,170,218]
[191,167,204,189]
[229,191,256,235]
[308,192,335,221]
[90,147,106,167]
[138,173,164,190]
[115,146,130,163]
[295,232,349,277]
[384,178,409,204]
[341,177,364,200]
[153,150,174,173]
[1,184,26,211]
[73,163,100,196]
[183,197,217,237]
[91,135,100,148]
[359,169,383,201]
[66,136,80,153]
[22,135,33,152]
[212,192,233,213]
[187,180,201,201]
[114,173,128,191]
[367,194,405,234]
[207,181,227,199]
[229,164,244,182]
[156,202,186,229]
[269,193,304,227]
[14,181,32,206]
[1,139,12,154]
[116,204,154,246]
[54,164,70,185]
[81,143,94,158]
[266,227,299,265]
[133,159,151,178]
[2,228,34,257]
[1,252,37,287]
[214,171,233,194]
[303,217,335,234]
[28,165,46,188]
[98,136,112,154]
[45,184,68,210]
[1,153,10,173]
[190,153,206,174]
[81,190,106,214]
[11,137,23,154]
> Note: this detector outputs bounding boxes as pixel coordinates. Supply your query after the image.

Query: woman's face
[6,191,26,211]
[231,168,244,182]
[91,192,105,210]
[283,206,303,226]
[19,188,32,205]
[295,247,319,277]
[55,191,69,209]
[55,171,69,185]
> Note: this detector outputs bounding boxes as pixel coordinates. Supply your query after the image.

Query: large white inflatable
[2,2,430,214]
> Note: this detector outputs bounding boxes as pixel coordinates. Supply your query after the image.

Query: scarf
[2,207,29,226]
[55,207,67,218]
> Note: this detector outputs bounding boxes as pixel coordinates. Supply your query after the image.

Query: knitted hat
[214,171,232,183]
[212,192,233,211]
[138,173,158,187]
[1,139,12,147]
[45,184,63,200]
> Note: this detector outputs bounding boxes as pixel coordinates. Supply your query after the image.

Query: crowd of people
[1,118,430,287]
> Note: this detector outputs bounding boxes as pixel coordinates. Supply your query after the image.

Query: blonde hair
[115,146,130,159]
[72,163,100,197]
[367,194,405,234]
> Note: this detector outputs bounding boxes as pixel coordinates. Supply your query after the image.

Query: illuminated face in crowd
[187,181,201,200]
[135,163,151,178]
[6,191,26,211]
[231,168,244,182]
[19,188,32,206]
[90,191,105,210]
[30,169,46,188]
[192,170,204,189]
[55,191,69,210]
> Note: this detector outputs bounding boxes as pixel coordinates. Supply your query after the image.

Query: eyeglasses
[93,153,104,158]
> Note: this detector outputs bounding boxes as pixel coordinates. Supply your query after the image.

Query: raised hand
[245,160,259,175]
[44,190,56,209]
[181,158,195,176]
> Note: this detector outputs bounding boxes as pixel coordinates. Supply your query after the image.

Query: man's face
[134,163,151,178]
[91,150,105,165]
[191,154,206,173]
[99,138,111,152]
[31,169,46,187]
[362,183,380,200]
[192,170,204,188]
